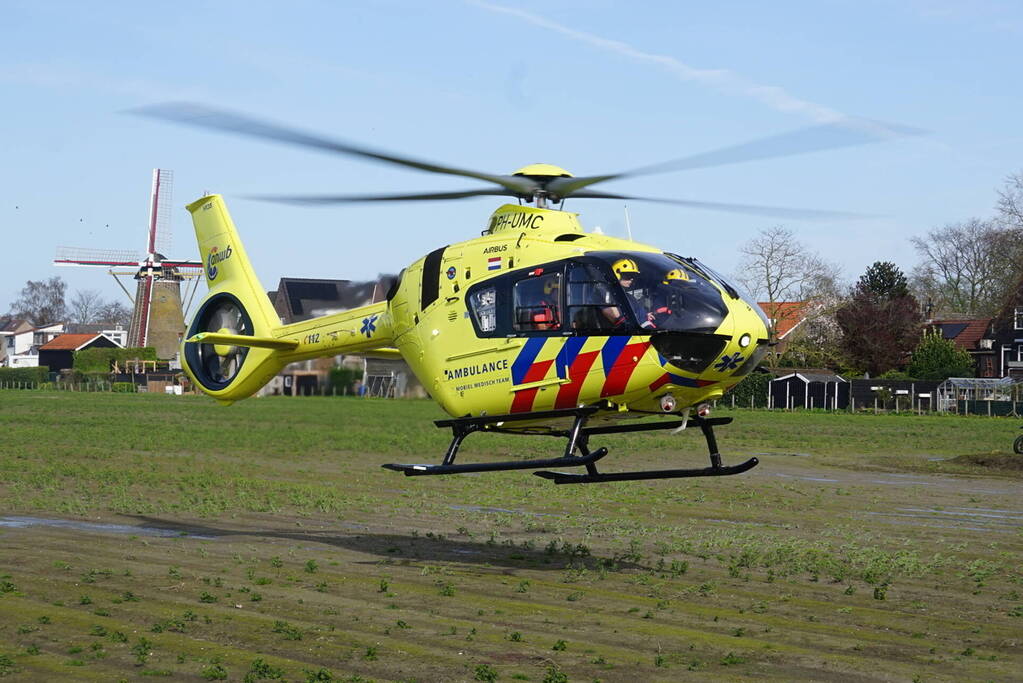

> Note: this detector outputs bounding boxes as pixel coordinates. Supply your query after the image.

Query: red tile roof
[757,301,813,339]
[930,319,991,351]
[38,333,103,351]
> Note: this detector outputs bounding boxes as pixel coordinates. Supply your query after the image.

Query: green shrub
[112,382,137,393]
[74,347,157,373]
[877,369,912,380]
[0,366,49,385]
[723,371,771,408]
[907,331,974,381]
[328,367,361,395]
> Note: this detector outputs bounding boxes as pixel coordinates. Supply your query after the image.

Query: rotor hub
[511,163,573,179]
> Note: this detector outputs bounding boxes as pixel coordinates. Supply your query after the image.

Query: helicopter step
[381,407,758,483]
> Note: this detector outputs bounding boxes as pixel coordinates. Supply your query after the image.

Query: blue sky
[2,0,1021,315]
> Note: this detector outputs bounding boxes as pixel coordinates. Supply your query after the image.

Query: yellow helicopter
[141,105,909,484]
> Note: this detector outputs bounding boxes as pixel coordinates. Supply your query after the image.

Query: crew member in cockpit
[647,268,687,328]
[532,276,561,331]
[603,258,656,329]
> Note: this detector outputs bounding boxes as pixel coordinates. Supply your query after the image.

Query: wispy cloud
[0,61,209,102]
[469,0,846,123]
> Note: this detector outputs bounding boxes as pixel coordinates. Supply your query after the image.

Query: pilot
[603,258,654,328]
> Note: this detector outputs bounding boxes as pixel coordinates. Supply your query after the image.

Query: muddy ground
[1,394,1022,681]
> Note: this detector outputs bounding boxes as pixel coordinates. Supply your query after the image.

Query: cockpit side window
[513,272,562,332]
[566,263,628,331]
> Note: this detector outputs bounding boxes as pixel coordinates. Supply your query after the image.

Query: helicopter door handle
[445,296,459,303]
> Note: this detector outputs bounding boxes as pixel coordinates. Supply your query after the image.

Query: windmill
[54,169,204,359]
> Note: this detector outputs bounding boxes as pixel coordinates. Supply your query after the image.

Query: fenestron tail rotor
[134,102,921,219]
[187,294,253,388]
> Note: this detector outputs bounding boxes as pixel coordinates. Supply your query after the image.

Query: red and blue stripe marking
[510,336,659,413]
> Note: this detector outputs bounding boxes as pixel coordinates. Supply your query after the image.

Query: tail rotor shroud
[186,293,253,390]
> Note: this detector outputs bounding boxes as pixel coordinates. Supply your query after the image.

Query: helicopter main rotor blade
[133,103,538,196]
[569,191,871,221]
[547,118,925,198]
[248,188,519,205]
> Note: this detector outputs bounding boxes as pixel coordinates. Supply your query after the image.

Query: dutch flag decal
[487,256,502,271]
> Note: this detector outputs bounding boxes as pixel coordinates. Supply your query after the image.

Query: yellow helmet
[663,268,689,284]
[612,258,640,279]
[543,277,560,295]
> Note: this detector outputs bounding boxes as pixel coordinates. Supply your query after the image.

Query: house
[976,291,1023,379]
[757,301,814,342]
[65,323,129,348]
[756,301,820,363]
[262,276,424,397]
[0,317,33,366]
[269,278,390,323]
[926,318,994,377]
[37,333,122,373]
[1,321,65,367]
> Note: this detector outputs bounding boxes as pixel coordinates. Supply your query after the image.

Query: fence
[0,380,129,392]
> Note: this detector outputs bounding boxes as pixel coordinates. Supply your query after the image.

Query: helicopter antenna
[624,204,634,241]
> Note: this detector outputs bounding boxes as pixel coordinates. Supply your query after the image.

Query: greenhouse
[936,377,1023,416]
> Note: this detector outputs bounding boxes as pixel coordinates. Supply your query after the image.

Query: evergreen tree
[836,262,922,375]
[856,261,909,299]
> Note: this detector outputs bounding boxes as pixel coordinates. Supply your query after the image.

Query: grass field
[1,391,1021,682]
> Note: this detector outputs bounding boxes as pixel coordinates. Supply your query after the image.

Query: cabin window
[566,262,623,331]
[1015,307,1023,330]
[513,272,562,332]
[469,287,497,333]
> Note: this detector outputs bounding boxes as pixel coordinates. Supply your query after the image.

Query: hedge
[74,347,157,372]
[0,366,49,384]
[328,367,362,395]
[723,371,772,408]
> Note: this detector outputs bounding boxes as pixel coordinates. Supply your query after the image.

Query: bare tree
[996,171,1023,230]
[68,289,105,324]
[7,277,67,325]
[96,301,131,327]
[912,217,1023,317]
[734,225,841,330]
[909,219,1002,316]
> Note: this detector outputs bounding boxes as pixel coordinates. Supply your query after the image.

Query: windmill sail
[148,169,174,256]
[53,169,201,359]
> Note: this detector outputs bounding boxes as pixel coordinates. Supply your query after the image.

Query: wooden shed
[38,333,120,373]
[770,372,849,410]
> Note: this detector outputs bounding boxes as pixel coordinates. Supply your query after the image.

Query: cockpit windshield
[464,251,730,338]
[580,252,728,334]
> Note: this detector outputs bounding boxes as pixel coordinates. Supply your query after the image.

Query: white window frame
[1014,307,1023,330]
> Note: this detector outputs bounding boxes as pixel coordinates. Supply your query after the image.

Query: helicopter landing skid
[383,407,608,476]
[382,407,758,483]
